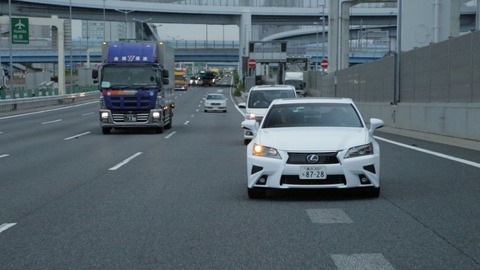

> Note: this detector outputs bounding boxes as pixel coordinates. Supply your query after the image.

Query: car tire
[248,187,266,199]
[366,187,380,198]
[102,128,111,135]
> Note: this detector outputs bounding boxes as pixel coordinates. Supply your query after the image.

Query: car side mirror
[238,102,246,109]
[162,69,169,78]
[241,119,259,137]
[369,118,384,134]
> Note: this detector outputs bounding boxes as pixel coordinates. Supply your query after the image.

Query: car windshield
[248,90,295,108]
[102,66,157,88]
[262,103,363,128]
[206,94,225,100]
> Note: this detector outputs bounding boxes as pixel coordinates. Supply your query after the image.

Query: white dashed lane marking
[109,152,143,171]
[0,223,16,234]
[331,253,395,270]
[306,208,353,224]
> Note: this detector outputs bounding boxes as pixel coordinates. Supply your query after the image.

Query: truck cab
[92,42,174,134]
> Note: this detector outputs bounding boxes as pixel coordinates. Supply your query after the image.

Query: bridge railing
[116,0,396,9]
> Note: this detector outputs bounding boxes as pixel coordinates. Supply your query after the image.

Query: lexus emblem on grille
[306,154,319,164]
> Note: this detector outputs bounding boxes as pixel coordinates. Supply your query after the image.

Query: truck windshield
[102,66,157,88]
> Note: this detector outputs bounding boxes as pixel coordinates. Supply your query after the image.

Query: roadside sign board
[11,18,29,44]
[320,59,329,69]
[248,58,256,68]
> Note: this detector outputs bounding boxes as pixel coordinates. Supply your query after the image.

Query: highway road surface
[1,84,480,269]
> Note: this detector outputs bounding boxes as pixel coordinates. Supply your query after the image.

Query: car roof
[270,97,354,105]
[249,84,295,91]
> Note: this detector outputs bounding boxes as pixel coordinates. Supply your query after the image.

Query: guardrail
[0,91,100,113]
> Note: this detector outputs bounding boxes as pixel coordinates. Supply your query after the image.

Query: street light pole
[103,0,106,41]
[133,18,152,41]
[321,2,326,63]
[314,22,319,70]
[69,0,73,94]
[115,9,134,39]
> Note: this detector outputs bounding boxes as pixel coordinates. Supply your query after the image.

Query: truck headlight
[101,112,109,121]
[152,111,160,119]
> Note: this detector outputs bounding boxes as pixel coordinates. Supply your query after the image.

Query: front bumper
[99,109,164,129]
[246,149,380,190]
[204,105,227,111]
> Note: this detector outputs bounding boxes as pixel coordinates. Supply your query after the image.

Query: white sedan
[241,98,384,199]
[204,93,227,112]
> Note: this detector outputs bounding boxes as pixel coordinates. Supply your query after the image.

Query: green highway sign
[11,17,29,44]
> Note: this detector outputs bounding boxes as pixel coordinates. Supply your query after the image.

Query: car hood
[256,127,369,151]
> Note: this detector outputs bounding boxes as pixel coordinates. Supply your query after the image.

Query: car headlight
[246,113,256,120]
[344,143,374,159]
[252,143,281,159]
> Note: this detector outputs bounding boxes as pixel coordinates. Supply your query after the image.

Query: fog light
[152,112,160,119]
[359,174,371,185]
[256,176,268,185]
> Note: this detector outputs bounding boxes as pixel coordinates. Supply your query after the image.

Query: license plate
[299,166,327,179]
[124,114,136,122]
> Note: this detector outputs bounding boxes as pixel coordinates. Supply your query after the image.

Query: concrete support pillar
[238,12,252,81]
[340,1,355,70]
[328,0,356,72]
[477,1,480,30]
[328,0,339,72]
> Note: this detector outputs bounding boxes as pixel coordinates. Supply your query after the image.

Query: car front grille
[112,112,150,123]
[287,152,339,164]
[108,96,152,109]
[280,175,346,185]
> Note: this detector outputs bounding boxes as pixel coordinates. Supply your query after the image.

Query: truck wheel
[102,128,111,134]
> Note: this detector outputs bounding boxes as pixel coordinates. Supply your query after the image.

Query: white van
[238,85,297,145]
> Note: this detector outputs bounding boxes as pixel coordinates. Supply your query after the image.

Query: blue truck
[92,42,175,134]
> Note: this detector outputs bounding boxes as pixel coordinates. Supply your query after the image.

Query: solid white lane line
[64,132,91,141]
[0,223,16,234]
[0,154,10,159]
[82,112,95,116]
[41,119,62,125]
[184,121,190,125]
[375,136,480,169]
[165,131,176,139]
[0,101,97,120]
[109,152,143,171]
